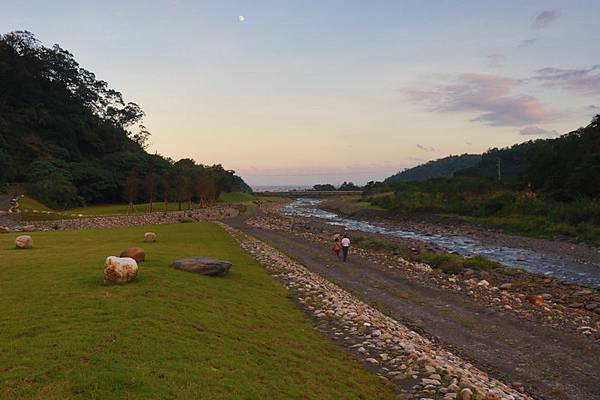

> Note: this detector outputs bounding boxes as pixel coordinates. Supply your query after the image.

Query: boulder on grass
[171,256,231,277]
[15,235,33,249]
[119,247,145,262]
[144,232,157,242]
[104,256,138,284]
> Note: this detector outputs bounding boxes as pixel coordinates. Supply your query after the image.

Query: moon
[238,15,245,22]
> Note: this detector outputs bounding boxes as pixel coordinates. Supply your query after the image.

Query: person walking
[341,234,350,262]
[332,237,341,259]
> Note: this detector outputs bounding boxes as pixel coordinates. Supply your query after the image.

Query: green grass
[218,192,256,203]
[67,202,190,216]
[351,234,504,275]
[419,252,503,275]
[461,215,600,246]
[18,196,54,212]
[0,223,395,400]
[355,202,386,211]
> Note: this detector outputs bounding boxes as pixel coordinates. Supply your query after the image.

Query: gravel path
[220,221,532,400]
[225,211,600,400]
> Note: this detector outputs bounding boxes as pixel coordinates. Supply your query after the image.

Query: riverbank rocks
[144,232,156,242]
[526,294,544,306]
[104,256,138,284]
[119,247,145,262]
[171,256,231,276]
[15,235,33,249]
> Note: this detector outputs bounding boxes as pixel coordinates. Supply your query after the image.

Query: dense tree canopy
[380,116,600,201]
[0,31,250,209]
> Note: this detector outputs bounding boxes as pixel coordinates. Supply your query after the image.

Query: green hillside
[0,31,250,209]
[385,154,481,183]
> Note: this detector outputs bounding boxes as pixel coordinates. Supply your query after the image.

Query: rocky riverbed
[247,207,600,341]
[220,221,532,400]
[320,197,600,272]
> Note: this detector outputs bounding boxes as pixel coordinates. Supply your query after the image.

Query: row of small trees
[125,169,218,214]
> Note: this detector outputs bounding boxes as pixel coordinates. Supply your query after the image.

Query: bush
[463,255,503,271]
[420,253,464,274]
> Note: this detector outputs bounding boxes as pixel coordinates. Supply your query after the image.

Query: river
[283,198,600,289]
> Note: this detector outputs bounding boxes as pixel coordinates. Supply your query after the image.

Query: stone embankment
[247,210,600,340]
[0,206,240,233]
[220,222,532,400]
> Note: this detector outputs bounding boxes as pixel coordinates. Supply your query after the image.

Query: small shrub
[420,253,464,274]
[463,255,503,271]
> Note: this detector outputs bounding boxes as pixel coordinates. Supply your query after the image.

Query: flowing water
[283,198,600,288]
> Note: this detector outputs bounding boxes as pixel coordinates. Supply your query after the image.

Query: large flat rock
[171,256,231,277]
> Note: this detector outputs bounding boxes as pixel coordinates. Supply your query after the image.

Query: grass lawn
[218,192,256,203]
[17,196,53,212]
[0,223,395,399]
[20,193,261,220]
[67,202,190,216]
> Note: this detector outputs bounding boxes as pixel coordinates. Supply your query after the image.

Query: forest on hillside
[368,116,600,243]
[0,31,250,209]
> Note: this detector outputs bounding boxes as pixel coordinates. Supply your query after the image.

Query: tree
[196,175,217,207]
[145,173,158,212]
[161,172,171,211]
[338,182,360,191]
[131,124,151,150]
[174,174,187,211]
[126,169,139,215]
[313,184,336,191]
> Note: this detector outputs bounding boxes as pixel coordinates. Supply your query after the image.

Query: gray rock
[585,302,599,311]
[171,256,232,276]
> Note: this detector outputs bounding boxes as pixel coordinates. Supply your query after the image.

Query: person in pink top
[332,237,341,258]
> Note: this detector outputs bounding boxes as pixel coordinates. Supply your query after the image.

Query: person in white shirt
[341,234,350,262]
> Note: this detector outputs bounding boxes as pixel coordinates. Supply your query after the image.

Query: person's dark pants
[342,246,349,261]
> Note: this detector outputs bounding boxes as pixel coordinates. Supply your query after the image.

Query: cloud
[533,65,600,95]
[533,10,561,28]
[587,105,600,111]
[408,73,555,126]
[518,38,538,48]
[519,126,560,136]
[486,54,505,68]
[416,144,435,152]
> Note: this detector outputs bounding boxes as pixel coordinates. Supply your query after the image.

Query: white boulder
[103,256,138,284]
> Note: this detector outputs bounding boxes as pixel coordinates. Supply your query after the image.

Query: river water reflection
[283,198,600,289]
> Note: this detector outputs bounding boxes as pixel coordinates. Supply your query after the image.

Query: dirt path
[226,212,600,400]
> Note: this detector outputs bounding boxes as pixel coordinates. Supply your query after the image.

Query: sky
[2,1,600,188]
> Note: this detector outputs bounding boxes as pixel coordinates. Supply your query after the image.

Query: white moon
[238,15,245,22]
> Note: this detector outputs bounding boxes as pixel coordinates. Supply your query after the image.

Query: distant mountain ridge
[385,154,481,183]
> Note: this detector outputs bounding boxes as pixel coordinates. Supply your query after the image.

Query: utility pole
[496,158,502,181]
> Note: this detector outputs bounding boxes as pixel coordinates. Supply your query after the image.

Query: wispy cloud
[533,65,600,95]
[518,38,538,48]
[416,144,435,152]
[486,54,505,68]
[587,105,600,111]
[519,126,560,136]
[533,9,561,28]
[408,73,555,126]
